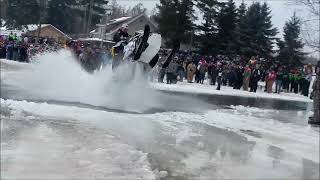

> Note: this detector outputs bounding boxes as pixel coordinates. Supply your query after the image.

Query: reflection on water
[163,91,312,111]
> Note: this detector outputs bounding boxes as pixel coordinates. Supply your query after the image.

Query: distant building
[90,13,194,50]
[23,24,71,43]
[90,13,158,41]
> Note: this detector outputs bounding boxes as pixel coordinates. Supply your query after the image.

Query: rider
[113,23,129,43]
[111,23,130,69]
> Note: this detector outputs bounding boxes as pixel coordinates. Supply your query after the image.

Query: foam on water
[1,50,209,113]
[2,50,155,112]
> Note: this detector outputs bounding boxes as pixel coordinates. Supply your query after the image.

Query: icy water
[1,51,319,179]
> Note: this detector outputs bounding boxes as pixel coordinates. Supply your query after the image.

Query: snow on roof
[108,14,147,35]
[109,16,132,24]
[0,30,24,36]
[25,24,50,31]
[78,38,115,43]
[24,24,71,39]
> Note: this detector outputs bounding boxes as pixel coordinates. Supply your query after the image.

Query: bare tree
[292,0,320,53]
[127,3,147,16]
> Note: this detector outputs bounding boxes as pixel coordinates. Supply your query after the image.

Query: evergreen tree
[46,0,79,33]
[5,0,40,28]
[155,0,195,47]
[216,0,237,55]
[238,2,278,58]
[277,13,305,66]
[196,0,220,54]
[258,2,278,57]
[235,1,248,55]
[46,0,108,34]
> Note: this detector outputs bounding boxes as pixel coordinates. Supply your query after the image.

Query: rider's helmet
[121,23,129,31]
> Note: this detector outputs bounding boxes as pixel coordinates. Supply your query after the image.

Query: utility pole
[38,0,47,38]
[83,4,89,34]
[86,0,94,36]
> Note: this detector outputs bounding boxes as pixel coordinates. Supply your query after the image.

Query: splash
[1,50,209,113]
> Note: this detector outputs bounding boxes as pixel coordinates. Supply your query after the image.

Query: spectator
[243,65,252,91]
[301,64,313,96]
[12,41,19,61]
[187,61,196,83]
[216,64,223,90]
[275,67,284,94]
[198,58,207,84]
[166,58,178,84]
[282,67,290,92]
[177,61,185,82]
[250,66,261,92]
[6,41,13,60]
[266,69,277,93]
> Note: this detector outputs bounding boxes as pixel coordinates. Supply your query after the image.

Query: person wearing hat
[113,23,129,43]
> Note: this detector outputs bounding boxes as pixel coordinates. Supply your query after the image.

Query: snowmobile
[111,24,180,81]
[111,24,162,71]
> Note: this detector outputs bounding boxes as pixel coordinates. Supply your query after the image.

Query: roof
[108,16,132,25]
[25,24,50,31]
[90,13,157,37]
[24,24,71,39]
[77,38,115,43]
[108,14,156,35]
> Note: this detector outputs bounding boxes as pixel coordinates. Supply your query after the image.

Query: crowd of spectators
[0,32,62,62]
[1,32,316,97]
[68,40,112,73]
[155,50,316,97]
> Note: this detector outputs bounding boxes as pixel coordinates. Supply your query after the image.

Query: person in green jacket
[282,68,290,92]
[275,67,284,94]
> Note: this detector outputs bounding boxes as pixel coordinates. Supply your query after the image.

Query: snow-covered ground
[151,81,313,103]
[1,99,319,179]
[1,52,319,179]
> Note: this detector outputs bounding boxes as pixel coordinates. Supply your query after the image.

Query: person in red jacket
[266,69,277,93]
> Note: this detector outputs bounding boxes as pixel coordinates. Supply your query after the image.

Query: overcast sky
[116,0,318,56]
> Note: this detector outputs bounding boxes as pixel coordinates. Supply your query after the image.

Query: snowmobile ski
[134,25,151,61]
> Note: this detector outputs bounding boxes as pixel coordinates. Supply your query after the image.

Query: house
[23,24,71,43]
[90,13,194,50]
[90,13,158,41]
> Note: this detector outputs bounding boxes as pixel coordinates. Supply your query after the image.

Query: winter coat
[167,62,178,74]
[243,67,252,80]
[187,63,196,74]
[267,71,277,81]
[199,64,207,74]
[187,63,196,82]
[250,69,261,83]
[276,71,284,81]
[113,29,129,43]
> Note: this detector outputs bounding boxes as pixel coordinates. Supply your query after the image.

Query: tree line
[1,0,306,65]
[155,0,306,65]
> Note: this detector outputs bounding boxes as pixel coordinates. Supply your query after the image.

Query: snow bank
[152,108,319,164]
[2,98,318,164]
[151,81,312,103]
[1,99,156,180]
[1,98,319,179]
